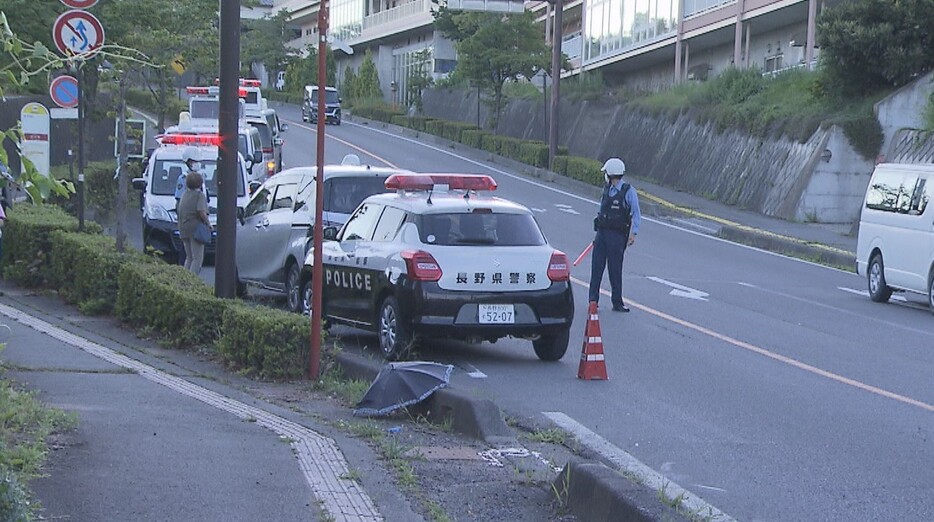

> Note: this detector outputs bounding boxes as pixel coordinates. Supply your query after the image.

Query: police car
[132,133,252,260]
[300,174,574,361]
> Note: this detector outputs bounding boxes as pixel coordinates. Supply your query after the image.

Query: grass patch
[526,427,567,445]
[313,368,370,406]
[1,353,77,520]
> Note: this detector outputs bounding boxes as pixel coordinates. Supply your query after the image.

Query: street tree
[241,9,294,83]
[434,8,551,130]
[284,45,336,93]
[353,50,382,101]
[406,49,433,112]
[818,0,934,97]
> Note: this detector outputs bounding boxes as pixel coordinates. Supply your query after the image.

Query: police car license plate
[479,304,514,324]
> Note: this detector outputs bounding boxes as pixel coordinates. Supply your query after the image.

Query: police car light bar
[384,174,497,192]
[159,134,223,146]
[213,78,263,88]
[188,85,248,97]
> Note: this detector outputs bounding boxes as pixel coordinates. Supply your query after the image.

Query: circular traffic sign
[59,0,99,8]
[52,10,105,57]
[50,75,79,109]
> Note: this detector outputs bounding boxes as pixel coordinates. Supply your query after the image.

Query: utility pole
[310,0,329,380]
[547,0,563,171]
[76,63,85,231]
[215,0,240,298]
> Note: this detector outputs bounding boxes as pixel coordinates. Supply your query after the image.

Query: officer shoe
[612,305,630,313]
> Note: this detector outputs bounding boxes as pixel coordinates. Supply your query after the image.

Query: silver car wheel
[379,304,397,355]
[869,261,882,295]
[286,264,301,313]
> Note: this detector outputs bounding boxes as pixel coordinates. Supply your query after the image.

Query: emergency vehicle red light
[384,174,497,192]
[159,134,223,146]
[186,86,211,95]
[547,250,570,282]
[240,79,262,87]
[401,250,442,281]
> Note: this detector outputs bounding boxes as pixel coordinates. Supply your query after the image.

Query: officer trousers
[588,228,628,307]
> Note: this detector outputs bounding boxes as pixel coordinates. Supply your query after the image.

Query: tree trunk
[114,78,130,253]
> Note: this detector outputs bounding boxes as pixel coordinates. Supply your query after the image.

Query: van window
[324,177,392,214]
[250,122,273,151]
[866,172,925,214]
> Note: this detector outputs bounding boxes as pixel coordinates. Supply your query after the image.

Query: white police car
[301,174,574,361]
[132,133,252,261]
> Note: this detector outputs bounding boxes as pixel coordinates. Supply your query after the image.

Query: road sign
[170,56,187,76]
[60,0,99,8]
[50,108,79,120]
[52,10,105,57]
[49,75,79,108]
[20,103,51,177]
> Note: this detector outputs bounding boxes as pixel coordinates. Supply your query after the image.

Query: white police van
[300,174,574,361]
[855,163,934,311]
[133,133,252,261]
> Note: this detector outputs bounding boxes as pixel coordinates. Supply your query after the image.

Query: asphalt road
[254,102,934,521]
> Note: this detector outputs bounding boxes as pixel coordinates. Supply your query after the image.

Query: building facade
[276,0,831,103]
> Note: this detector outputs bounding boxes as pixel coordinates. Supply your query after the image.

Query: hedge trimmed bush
[553,155,569,175]
[2,204,101,287]
[425,119,445,137]
[519,141,550,168]
[49,232,154,315]
[115,262,231,349]
[461,129,488,149]
[407,115,433,132]
[217,304,310,380]
[564,156,604,186]
[390,115,409,127]
[496,136,523,160]
[442,121,477,143]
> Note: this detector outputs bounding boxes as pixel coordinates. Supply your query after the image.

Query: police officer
[589,158,641,312]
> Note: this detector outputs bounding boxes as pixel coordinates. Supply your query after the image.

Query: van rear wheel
[928,269,934,313]
[868,254,893,303]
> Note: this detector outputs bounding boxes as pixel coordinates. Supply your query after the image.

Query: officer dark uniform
[589,158,641,312]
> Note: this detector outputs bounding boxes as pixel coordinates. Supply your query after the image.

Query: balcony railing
[363,0,432,31]
[445,0,525,13]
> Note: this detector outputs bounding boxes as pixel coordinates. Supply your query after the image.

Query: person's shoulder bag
[194,222,212,245]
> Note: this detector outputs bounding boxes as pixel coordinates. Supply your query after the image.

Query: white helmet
[341,153,361,166]
[601,158,626,182]
[181,147,201,164]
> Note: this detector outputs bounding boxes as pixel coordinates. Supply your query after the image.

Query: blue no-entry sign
[50,75,79,109]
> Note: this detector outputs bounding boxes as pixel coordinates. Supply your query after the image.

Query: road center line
[543,411,736,522]
[569,276,934,413]
[0,303,383,522]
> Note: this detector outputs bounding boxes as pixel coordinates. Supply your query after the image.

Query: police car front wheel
[532,328,570,361]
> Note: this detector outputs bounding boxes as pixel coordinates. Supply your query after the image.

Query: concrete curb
[555,461,685,522]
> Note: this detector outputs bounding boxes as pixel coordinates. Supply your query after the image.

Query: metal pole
[476,84,480,129]
[548,0,563,171]
[215,0,240,298]
[77,64,85,231]
[310,0,329,380]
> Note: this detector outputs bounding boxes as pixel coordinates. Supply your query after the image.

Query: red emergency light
[384,174,497,192]
[213,78,263,88]
[159,133,223,146]
[186,86,212,95]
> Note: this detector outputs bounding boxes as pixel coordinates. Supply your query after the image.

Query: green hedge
[266,91,304,105]
[49,232,153,315]
[216,304,310,380]
[564,156,604,186]
[353,105,405,123]
[115,262,231,349]
[461,129,488,149]
[425,119,445,137]
[2,204,101,287]
[442,121,478,143]
[519,141,549,168]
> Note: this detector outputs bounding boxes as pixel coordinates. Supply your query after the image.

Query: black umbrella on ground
[354,361,454,417]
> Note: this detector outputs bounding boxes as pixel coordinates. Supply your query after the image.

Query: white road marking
[736,282,755,288]
[554,203,580,215]
[647,276,710,301]
[838,286,906,302]
[694,484,729,493]
[461,363,487,379]
[531,207,546,213]
[672,218,719,234]
[0,303,382,522]
[542,412,736,522]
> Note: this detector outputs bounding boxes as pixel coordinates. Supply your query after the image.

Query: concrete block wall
[796,125,874,223]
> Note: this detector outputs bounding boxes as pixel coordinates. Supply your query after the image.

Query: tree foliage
[818,0,934,96]
[283,45,336,93]
[406,49,433,112]
[241,9,293,80]
[351,50,382,101]
[434,8,551,130]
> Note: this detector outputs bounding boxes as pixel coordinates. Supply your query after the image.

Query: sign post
[20,103,51,177]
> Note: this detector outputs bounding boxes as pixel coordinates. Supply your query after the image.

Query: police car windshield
[419,213,546,246]
[325,177,391,214]
[190,99,219,119]
[151,159,245,197]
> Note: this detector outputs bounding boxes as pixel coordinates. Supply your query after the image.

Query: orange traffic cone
[578,301,608,380]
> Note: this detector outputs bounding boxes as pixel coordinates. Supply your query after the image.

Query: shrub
[2,204,101,287]
[480,133,500,154]
[265,91,303,105]
[216,304,310,380]
[442,121,478,143]
[425,119,445,136]
[115,262,231,349]
[0,465,29,522]
[461,129,488,149]
[407,115,434,132]
[49,232,155,315]
[564,156,604,186]
[838,114,884,161]
[390,115,409,128]
[552,155,569,175]
[519,141,549,168]
[495,136,523,160]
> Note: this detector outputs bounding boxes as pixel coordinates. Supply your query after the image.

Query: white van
[855,163,934,311]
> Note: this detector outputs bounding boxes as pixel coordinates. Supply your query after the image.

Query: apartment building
[276,0,829,103]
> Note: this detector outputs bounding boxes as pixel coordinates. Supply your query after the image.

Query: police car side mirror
[274,137,284,147]
[132,178,146,191]
[279,123,288,132]
[249,181,261,195]
[323,226,338,241]
[237,207,245,226]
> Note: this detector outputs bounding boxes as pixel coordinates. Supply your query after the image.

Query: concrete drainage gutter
[335,352,689,521]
